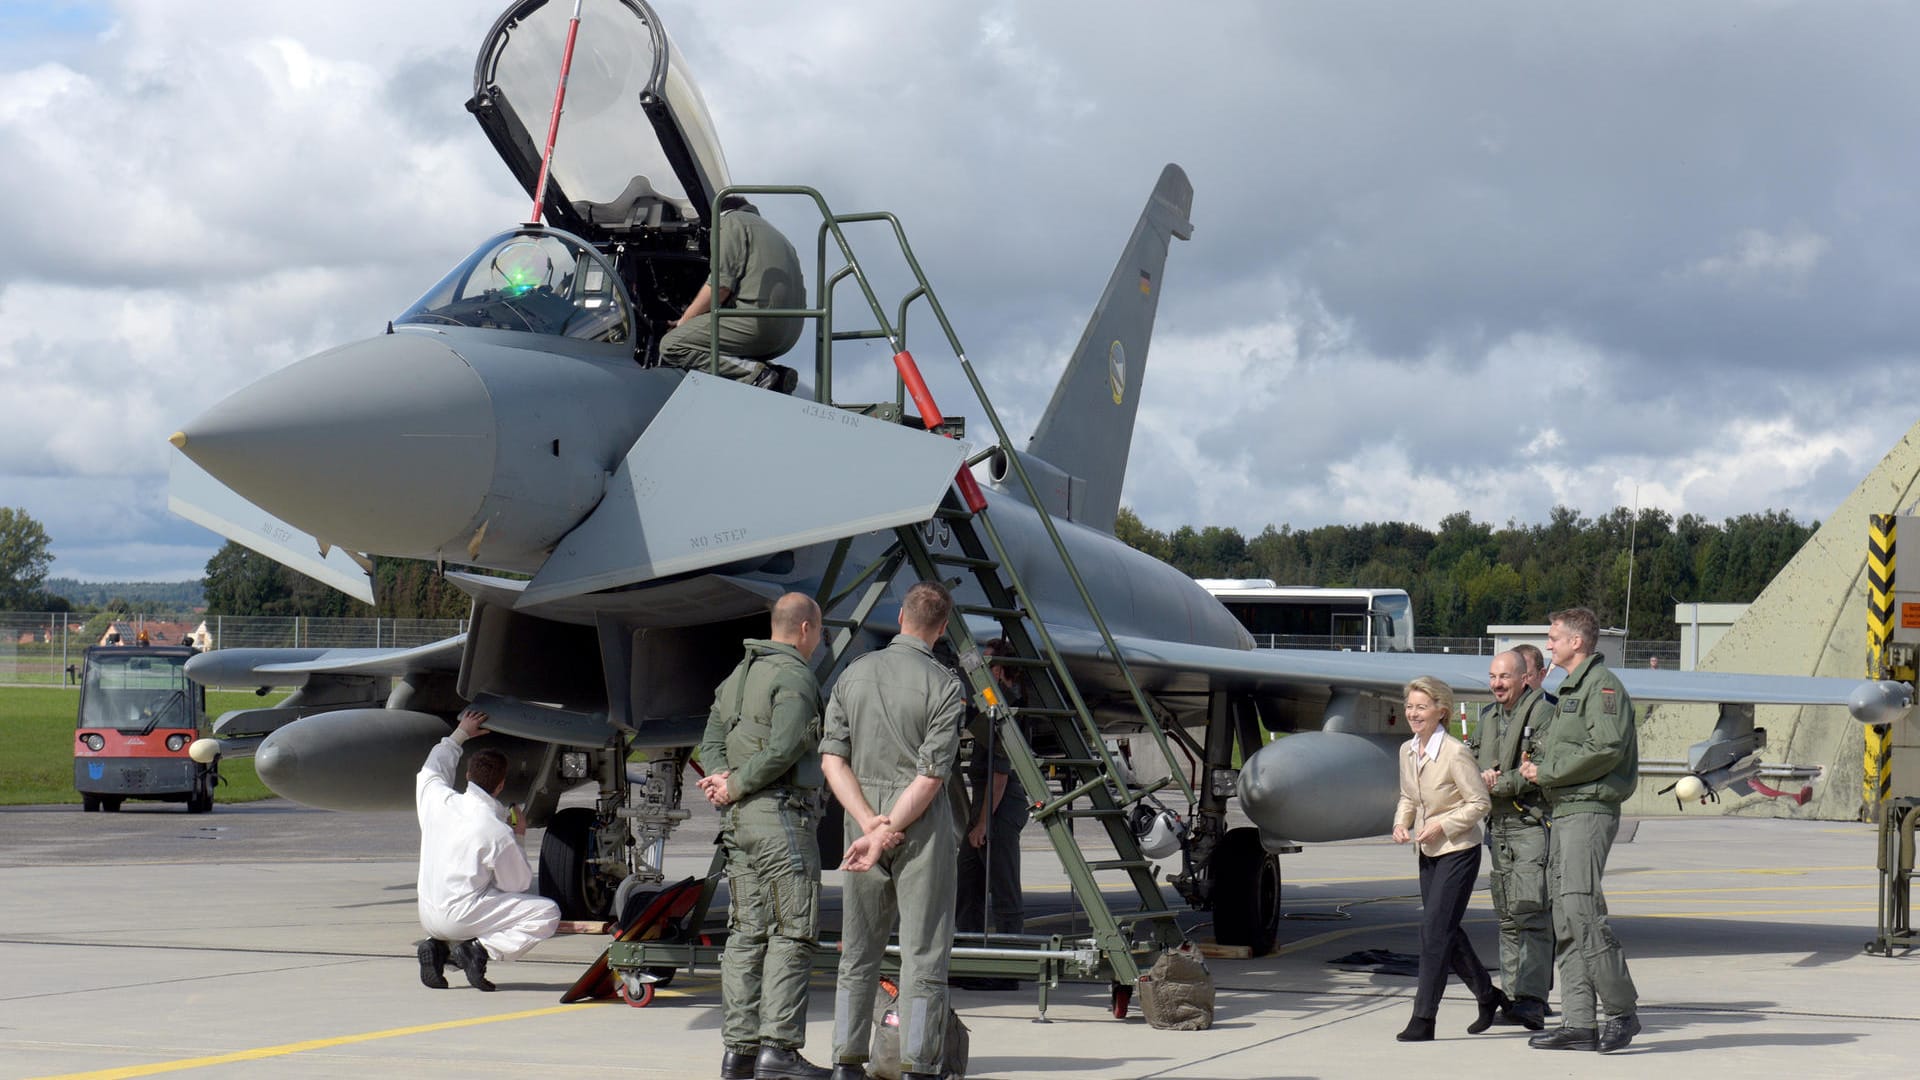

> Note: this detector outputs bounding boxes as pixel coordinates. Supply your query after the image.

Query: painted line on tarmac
[1609,883,1866,897]
[23,1001,620,1080]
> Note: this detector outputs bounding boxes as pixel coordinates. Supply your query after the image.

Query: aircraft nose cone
[178,332,495,557]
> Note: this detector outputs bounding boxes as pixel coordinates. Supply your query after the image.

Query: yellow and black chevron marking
[1868,514,1895,679]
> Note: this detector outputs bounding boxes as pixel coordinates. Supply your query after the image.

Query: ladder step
[933,505,975,521]
[1014,706,1076,717]
[958,604,1025,620]
[929,553,999,570]
[1113,910,1181,926]
[984,655,1053,670]
[1051,807,1128,819]
[1083,859,1152,872]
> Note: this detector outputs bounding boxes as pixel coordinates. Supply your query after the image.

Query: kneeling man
[414,706,559,990]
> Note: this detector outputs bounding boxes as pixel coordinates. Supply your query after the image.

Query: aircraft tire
[1211,826,1280,956]
[539,806,615,920]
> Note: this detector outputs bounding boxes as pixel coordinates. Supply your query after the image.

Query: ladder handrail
[705,184,1192,805]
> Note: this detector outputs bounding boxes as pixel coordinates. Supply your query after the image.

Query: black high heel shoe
[1396,1015,1436,1042]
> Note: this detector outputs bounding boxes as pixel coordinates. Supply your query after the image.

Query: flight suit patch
[1561,696,1579,713]
[1600,688,1618,715]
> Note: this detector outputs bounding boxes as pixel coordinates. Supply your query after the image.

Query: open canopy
[468,0,731,239]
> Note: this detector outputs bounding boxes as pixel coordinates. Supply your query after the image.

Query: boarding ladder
[709,185,1197,990]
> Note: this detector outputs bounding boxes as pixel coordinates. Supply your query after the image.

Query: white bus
[1197,580,1414,653]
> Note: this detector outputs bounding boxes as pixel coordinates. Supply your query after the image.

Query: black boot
[1395,1015,1436,1042]
[1529,1026,1598,1050]
[1597,1013,1641,1053]
[1469,987,1508,1034]
[828,1065,868,1080]
[720,1045,759,1080]
[754,1046,830,1080]
[1502,996,1547,1030]
[414,939,448,989]
[447,939,494,991]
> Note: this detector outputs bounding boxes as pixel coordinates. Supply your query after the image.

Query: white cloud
[1680,226,1831,293]
[6,0,1920,583]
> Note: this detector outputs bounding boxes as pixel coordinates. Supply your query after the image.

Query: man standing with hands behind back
[697,592,831,1080]
[1520,607,1641,1054]
[820,582,966,1080]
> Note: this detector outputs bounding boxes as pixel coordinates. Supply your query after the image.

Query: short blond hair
[1403,674,1454,715]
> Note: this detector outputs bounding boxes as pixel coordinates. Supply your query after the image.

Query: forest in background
[1113,505,1816,640]
[38,503,1819,640]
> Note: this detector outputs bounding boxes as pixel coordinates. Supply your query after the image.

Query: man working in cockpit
[658,195,805,393]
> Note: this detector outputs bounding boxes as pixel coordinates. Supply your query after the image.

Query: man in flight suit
[1471,649,1554,1030]
[414,706,559,991]
[660,195,806,392]
[1515,642,1554,699]
[820,582,966,1080]
[698,593,831,1080]
[1520,607,1642,1053]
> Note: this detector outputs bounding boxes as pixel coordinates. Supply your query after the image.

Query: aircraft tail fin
[1026,163,1193,534]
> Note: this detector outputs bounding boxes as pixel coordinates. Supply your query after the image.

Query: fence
[1,612,1688,686]
[1250,632,1683,668]
[0,613,469,686]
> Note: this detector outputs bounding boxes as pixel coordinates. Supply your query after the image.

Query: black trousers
[956,794,1028,935]
[1412,845,1495,1019]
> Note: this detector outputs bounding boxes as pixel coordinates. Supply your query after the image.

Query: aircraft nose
[175,332,496,558]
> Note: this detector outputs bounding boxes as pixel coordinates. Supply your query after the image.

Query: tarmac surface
[2,800,1914,1079]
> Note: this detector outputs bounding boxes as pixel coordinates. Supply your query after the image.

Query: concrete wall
[1487,625,1624,667]
[1673,602,1749,671]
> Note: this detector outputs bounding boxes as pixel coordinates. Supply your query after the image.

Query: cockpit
[395,228,634,343]
[461,0,733,359]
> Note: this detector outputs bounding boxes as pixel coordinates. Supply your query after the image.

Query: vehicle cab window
[396,228,634,345]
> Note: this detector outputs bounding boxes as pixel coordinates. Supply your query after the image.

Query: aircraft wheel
[100,797,123,813]
[1212,826,1280,956]
[82,794,99,813]
[539,807,617,920]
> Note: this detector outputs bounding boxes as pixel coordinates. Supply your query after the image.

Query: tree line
[2,499,1825,639]
[1113,505,1817,640]
[200,543,476,619]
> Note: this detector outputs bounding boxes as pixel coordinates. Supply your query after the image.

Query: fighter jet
[170,0,1909,948]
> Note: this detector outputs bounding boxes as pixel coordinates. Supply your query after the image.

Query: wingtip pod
[1849,679,1913,726]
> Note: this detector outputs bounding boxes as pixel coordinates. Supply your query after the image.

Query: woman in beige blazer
[1392,675,1502,1041]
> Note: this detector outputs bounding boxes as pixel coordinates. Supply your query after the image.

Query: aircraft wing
[1039,628,1908,724]
[168,454,376,605]
[186,636,466,687]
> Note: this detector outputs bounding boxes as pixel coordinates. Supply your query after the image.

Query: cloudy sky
[4,0,1919,583]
